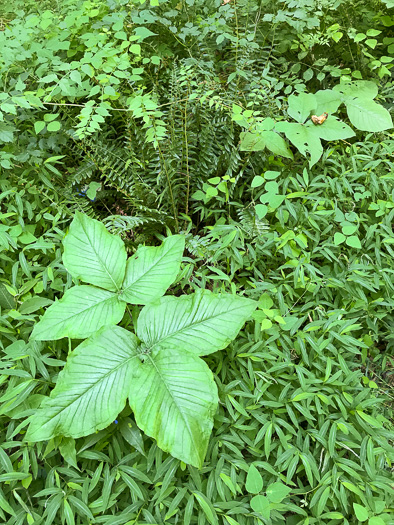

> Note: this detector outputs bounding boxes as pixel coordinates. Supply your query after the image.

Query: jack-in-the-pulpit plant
[26,213,257,467]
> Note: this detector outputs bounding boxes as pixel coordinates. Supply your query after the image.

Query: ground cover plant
[0,0,393,524]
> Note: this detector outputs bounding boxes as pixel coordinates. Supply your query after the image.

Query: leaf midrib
[146,353,200,461]
[148,299,249,351]
[121,241,177,294]
[80,217,121,291]
[34,353,139,434]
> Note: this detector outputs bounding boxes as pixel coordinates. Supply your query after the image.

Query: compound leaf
[137,291,257,356]
[30,286,126,340]
[120,235,185,304]
[129,347,218,468]
[26,326,139,441]
[63,212,126,291]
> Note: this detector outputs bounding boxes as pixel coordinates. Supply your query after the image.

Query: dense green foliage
[27,212,256,468]
[0,0,393,524]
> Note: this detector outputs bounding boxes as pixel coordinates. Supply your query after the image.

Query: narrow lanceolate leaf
[30,286,126,340]
[129,347,218,468]
[137,291,257,356]
[63,211,127,291]
[25,326,139,441]
[119,235,185,304]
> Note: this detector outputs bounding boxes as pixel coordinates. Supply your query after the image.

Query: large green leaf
[287,93,317,123]
[313,89,342,114]
[30,286,126,340]
[314,117,355,141]
[120,235,185,304]
[63,212,127,291]
[333,80,378,100]
[240,131,293,159]
[344,97,393,132]
[25,326,139,441]
[260,131,293,159]
[276,122,323,167]
[129,347,218,468]
[137,291,257,356]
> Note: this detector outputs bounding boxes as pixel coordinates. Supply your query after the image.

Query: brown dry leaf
[221,0,231,4]
[311,112,328,125]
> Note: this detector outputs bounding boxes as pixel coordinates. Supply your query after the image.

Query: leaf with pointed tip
[120,235,185,304]
[63,212,126,291]
[344,97,393,132]
[129,347,218,468]
[25,326,139,441]
[137,291,257,356]
[314,89,342,114]
[287,93,317,123]
[276,122,323,167]
[30,286,126,340]
[333,80,378,100]
[240,131,293,159]
[314,118,355,141]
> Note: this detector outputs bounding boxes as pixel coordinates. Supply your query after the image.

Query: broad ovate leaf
[276,122,323,167]
[30,286,126,340]
[333,80,378,100]
[287,93,317,123]
[240,131,293,159]
[120,235,185,304]
[137,291,257,356]
[240,132,265,151]
[63,212,127,291]
[314,117,355,141]
[26,326,139,441]
[314,89,342,115]
[260,131,293,159]
[344,97,393,132]
[129,347,218,468]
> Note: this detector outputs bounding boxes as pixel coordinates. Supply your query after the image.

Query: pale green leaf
[245,464,263,494]
[314,89,342,114]
[240,131,293,158]
[345,98,393,132]
[357,410,383,428]
[250,495,270,518]
[314,117,355,141]
[333,80,378,100]
[34,121,46,134]
[26,326,139,441]
[193,492,219,525]
[278,122,323,167]
[334,232,346,245]
[120,235,185,304]
[63,212,127,291]
[287,93,317,123]
[47,121,61,132]
[260,131,294,158]
[30,286,125,340]
[346,235,362,249]
[129,347,218,468]
[240,132,266,151]
[137,291,257,356]
[266,482,291,503]
[255,204,268,219]
[368,518,386,525]
[353,503,369,522]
